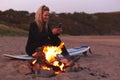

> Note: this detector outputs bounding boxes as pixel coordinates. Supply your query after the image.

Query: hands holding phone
[52,23,63,35]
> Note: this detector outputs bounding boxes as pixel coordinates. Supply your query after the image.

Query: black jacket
[25,22,69,56]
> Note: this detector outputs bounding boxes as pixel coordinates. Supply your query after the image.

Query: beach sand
[0,36,120,80]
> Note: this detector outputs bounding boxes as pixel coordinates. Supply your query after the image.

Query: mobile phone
[58,23,62,28]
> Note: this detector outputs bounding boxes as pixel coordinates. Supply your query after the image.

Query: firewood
[60,55,80,67]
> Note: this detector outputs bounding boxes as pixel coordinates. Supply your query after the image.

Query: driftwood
[60,55,80,67]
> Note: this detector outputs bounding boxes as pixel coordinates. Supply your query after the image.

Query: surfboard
[3,54,32,60]
[58,46,92,57]
[3,46,92,60]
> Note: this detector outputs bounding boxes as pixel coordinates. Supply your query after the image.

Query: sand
[0,36,120,80]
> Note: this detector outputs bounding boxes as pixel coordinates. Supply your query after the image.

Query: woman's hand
[52,27,62,35]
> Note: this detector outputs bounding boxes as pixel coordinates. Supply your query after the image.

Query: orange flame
[32,42,65,74]
[53,61,65,71]
[43,42,65,71]
[43,42,64,62]
[32,59,37,64]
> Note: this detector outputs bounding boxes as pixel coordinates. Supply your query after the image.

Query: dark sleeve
[26,22,49,56]
[47,26,69,56]
[47,26,61,46]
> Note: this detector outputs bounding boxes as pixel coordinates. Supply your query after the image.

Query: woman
[25,5,69,57]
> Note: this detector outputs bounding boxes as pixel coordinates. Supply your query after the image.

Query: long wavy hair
[35,5,49,32]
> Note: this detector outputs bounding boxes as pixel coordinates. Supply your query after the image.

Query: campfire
[29,42,73,76]
[17,42,109,79]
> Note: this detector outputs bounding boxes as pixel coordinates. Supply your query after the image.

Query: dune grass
[0,24,28,36]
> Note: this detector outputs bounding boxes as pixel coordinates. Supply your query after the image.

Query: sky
[0,0,120,14]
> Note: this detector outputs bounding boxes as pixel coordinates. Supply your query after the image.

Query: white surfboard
[3,54,32,60]
[3,46,92,60]
[58,46,92,57]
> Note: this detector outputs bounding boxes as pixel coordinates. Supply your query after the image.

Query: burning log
[30,43,65,75]
[28,42,81,77]
[60,55,80,67]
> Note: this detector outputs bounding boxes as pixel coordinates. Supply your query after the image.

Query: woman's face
[42,11,49,22]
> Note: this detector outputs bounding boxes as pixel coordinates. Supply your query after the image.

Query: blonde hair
[35,5,49,32]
